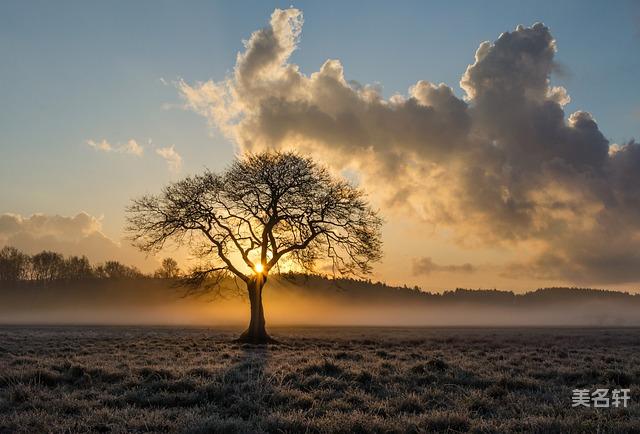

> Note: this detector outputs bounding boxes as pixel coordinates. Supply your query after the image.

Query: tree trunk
[237,276,276,344]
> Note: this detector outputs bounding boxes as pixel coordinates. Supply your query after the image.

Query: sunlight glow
[254,263,264,273]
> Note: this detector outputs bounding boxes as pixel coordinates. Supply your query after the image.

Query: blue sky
[1,1,639,288]
[2,1,638,235]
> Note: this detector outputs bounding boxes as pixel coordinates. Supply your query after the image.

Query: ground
[0,327,638,433]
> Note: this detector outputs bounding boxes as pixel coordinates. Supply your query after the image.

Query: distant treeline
[2,247,638,303]
[277,273,640,304]
[0,246,180,283]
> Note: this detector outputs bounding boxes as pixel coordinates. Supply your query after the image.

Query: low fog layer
[1,276,639,327]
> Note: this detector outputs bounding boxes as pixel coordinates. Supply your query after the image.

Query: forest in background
[2,246,640,326]
[0,246,179,283]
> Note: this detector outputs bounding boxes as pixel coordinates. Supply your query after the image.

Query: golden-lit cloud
[87,138,144,156]
[0,212,156,271]
[156,145,183,173]
[87,138,183,173]
[178,9,640,285]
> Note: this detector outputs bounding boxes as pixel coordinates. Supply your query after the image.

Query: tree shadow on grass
[188,344,274,433]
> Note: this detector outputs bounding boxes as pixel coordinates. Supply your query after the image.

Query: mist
[2,276,639,327]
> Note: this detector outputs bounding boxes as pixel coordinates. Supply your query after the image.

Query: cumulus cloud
[0,213,102,241]
[87,139,144,156]
[0,213,155,271]
[178,9,640,285]
[412,257,475,276]
[156,145,183,173]
[87,138,184,173]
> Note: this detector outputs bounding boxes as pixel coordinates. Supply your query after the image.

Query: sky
[1,1,639,291]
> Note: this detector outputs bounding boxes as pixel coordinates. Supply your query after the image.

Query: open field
[1,327,639,433]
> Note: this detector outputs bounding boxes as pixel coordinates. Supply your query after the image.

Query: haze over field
[3,276,640,327]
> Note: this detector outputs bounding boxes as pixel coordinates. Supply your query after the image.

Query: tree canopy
[126,151,383,342]
[127,151,383,285]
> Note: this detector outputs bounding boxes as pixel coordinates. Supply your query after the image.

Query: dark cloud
[413,257,475,276]
[179,9,640,285]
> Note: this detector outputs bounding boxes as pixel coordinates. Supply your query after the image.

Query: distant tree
[95,261,142,279]
[62,255,95,280]
[127,151,383,343]
[0,246,30,282]
[31,251,65,283]
[154,257,181,279]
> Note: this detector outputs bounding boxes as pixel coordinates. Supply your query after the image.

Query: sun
[254,263,264,273]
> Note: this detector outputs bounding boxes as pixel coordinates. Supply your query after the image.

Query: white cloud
[87,139,143,156]
[177,9,640,285]
[0,212,102,241]
[122,139,144,156]
[0,212,156,271]
[87,138,183,173]
[87,139,114,152]
[156,145,182,173]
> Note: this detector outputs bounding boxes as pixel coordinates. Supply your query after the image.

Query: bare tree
[31,251,65,283]
[154,257,181,279]
[126,151,383,343]
[0,246,30,282]
[63,255,94,281]
[94,261,143,279]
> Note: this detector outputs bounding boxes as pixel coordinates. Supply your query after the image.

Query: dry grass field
[1,326,639,433]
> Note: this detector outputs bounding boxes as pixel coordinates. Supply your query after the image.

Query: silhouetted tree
[63,255,94,280]
[154,257,181,279]
[0,246,30,282]
[95,261,142,279]
[31,251,65,283]
[127,151,383,343]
